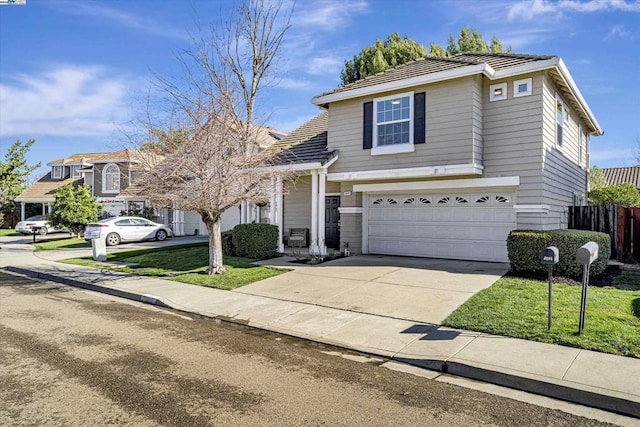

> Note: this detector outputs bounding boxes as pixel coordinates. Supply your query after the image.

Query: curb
[5,266,171,309]
[4,265,639,418]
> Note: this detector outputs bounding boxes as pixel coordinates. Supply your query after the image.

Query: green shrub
[506,230,551,274]
[507,229,611,277]
[222,230,235,256]
[231,223,278,260]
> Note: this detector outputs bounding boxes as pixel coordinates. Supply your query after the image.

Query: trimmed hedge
[231,223,278,260]
[221,230,235,256]
[507,229,610,277]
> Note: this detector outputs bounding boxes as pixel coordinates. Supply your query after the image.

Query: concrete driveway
[239,255,508,325]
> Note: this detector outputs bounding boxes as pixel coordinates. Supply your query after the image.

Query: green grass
[443,275,640,358]
[61,243,288,290]
[0,229,20,237]
[33,236,90,251]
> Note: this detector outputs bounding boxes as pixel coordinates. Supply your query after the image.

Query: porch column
[318,171,327,255]
[276,177,284,252]
[240,200,248,224]
[42,204,46,215]
[47,203,51,215]
[180,210,185,236]
[269,177,276,225]
[310,170,318,250]
[21,203,25,221]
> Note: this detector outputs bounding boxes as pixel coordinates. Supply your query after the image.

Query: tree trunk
[204,216,226,275]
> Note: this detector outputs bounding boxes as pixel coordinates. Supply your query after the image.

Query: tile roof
[602,166,640,188]
[15,172,83,203]
[315,53,556,98]
[48,149,141,166]
[271,112,335,165]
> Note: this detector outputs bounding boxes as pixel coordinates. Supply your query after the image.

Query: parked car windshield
[26,215,46,221]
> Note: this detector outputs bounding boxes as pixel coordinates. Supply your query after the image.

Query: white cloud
[508,0,640,21]
[51,1,189,40]
[605,24,633,39]
[276,77,313,89]
[0,65,132,137]
[306,56,345,76]
[295,0,368,30]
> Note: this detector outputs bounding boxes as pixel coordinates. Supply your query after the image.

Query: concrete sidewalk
[1,241,639,419]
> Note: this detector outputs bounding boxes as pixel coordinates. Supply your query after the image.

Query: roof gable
[312,52,601,136]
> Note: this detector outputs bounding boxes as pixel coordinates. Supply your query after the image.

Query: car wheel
[155,229,167,241]
[105,232,121,246]
[38,227,48,236]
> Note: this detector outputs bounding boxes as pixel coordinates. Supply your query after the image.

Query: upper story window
[52,165,62,179]
[363,91,425,155]
[102,163,120,193]
[489,83,507,102]
[374,93,413,150]
[71,165,82,178]
[556,95,565,147]
[513,78,532,97]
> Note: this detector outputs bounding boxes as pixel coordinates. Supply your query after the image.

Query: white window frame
[71,165,82,178]
[52,165,62,179]
[371,91,415,156]
[489,83,507,102]
[102,163,121,194]
[513,78,532,98]
[556,94,565,148]
[578,124,584,167]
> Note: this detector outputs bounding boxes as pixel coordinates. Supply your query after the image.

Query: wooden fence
[568,205,640,261]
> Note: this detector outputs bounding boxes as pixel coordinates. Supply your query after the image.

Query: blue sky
[1,0,638,178]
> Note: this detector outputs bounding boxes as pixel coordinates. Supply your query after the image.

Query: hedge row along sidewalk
[443,273,640,358]
[61,242,289,291]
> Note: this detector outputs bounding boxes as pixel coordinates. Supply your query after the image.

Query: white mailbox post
[541,246,559,330]
[91,237,107,262]
[576,242,598,335]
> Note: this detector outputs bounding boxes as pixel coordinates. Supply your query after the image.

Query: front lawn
[0,229,20,237]
[443,272,640,358]
[34,236,89,251]
[61,243,288,290]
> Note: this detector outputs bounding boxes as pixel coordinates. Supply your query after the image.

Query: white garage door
[367,192,515,262]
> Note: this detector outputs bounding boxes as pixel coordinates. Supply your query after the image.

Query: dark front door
[325,196,340,249]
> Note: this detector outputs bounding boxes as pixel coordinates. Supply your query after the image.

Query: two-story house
[268,53,602,262]
[16,149,244,235]
[15,149,143,220]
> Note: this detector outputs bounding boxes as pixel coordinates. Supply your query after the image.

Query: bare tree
[132,0,293,274]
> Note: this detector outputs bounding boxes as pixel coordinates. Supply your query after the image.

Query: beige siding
[481,72,546,229]
[541,72,588,229]
[339,213,362,255]
[327,76,478,173]
[283,176,312,239]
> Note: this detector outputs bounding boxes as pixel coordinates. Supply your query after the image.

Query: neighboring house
[120,125,287,237]
[16,149,144,220]
[267,53,602,262]
[16,149,246,236]
[601,166,640,189]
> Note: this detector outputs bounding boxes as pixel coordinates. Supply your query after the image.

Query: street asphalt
[1,234,639,420]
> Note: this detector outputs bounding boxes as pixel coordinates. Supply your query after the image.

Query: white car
[84,216,172,246]
[15,215,66,235]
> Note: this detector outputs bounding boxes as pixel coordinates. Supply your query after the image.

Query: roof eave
[555,58,603,136]
[311,63,491,105]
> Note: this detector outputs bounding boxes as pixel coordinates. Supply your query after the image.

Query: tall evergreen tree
[340,27,512,85]
[0,139,41,227]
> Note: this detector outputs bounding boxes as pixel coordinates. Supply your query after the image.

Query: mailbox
[541,246,559,265]
[576,242,598,265]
